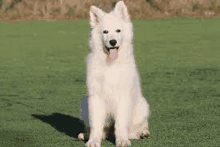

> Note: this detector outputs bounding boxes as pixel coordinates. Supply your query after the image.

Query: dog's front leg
[85,95,105,147]
[115,92,132,147]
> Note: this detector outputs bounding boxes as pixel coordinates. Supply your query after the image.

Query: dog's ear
[90,6,105,28]
[114,1,130,22]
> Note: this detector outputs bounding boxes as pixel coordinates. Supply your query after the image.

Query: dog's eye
[116,29,121,33]
[103,30,108,34]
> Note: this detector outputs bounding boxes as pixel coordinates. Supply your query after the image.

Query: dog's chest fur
[103,63,133,88]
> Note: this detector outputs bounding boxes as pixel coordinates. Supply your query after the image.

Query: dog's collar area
[105,46,119,51]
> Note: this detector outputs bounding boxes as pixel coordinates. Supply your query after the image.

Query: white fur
[79,1,150,147]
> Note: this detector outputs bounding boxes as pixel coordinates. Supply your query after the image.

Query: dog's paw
[128,132,140,140]
[139,129,150,139]
[85,138,101,147]
[116,139,131,147]
[78,133,85,140]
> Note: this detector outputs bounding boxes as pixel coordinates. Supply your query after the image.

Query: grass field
[0,18,220,147]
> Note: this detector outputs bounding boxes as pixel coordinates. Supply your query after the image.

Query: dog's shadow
[31,113,85,138]
[31,113,115,144]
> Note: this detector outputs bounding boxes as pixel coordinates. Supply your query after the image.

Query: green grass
[0,18,220,146]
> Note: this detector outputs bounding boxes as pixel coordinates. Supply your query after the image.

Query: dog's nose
[109,39,117,46]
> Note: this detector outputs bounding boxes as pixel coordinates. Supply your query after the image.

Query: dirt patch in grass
[0,0,220,21]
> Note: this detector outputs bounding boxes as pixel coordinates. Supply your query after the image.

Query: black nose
[109,39,117,47]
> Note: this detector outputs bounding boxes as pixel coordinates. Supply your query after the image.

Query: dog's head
[89,1,132,63]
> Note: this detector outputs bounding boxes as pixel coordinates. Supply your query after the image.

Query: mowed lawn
[0,18,219,147]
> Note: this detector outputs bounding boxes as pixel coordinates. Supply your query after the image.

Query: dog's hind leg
[78,128,106,141]
[78,132,89,141]
[128,97,150,140]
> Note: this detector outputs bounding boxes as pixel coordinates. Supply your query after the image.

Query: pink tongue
[109,49,118,63]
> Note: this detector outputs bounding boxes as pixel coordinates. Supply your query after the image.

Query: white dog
[78,1,150,146]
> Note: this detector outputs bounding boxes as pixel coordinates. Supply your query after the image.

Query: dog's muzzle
[105,46,119,52]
